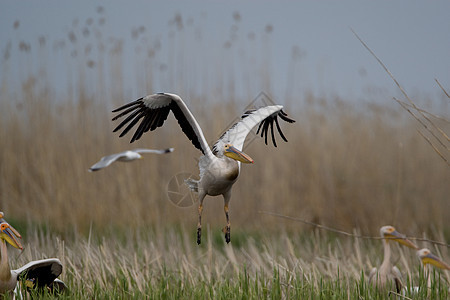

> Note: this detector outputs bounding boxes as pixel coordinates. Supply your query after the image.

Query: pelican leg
[222,191,231,244]
[197,192,206,245]
[223,204,231,243]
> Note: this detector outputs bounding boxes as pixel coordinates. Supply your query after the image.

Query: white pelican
[369,225,418,292]
[0,222,66,296]
[0,222,23,293]
[112,93,295,244]
[417,248,450,271]
[89,147,174,171]
[416,248,450,294]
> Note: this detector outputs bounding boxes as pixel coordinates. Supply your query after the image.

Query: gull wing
[133,148,174,154]
[89,152,126,171]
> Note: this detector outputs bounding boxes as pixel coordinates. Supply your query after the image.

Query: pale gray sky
[1,1,449,106]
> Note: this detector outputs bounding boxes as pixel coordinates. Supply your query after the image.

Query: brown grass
[1,82,449,239]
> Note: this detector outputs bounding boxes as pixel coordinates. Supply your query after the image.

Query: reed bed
[0,91,448,236]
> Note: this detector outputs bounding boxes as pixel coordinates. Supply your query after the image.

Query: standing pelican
[89,147,174,171]
[112,93,295,244]
[417,248,450,271]
[369,225,418,292]
[0,221,66,296]
[0,222,23,293]
[416,248,450,294]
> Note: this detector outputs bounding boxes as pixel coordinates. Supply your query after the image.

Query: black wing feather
[112,99,142,113]
[274,117,288,142]
[151,106,170,131]
[112,95,205,154]
[119,109,146,138]
[261,118,270,145]
[130,111,152,142]
[255,110,295,146]
[134,113,153,140]
[111,103,140,121]
[170,101,204,154]
[270,119,277,147]
[279,110,295,123]
[256,120,264,136]
[113,108,145,134]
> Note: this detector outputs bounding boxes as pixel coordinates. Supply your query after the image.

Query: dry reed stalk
[352,29,450,166]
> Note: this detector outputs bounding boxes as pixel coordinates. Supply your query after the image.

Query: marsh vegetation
[1,8,449,299]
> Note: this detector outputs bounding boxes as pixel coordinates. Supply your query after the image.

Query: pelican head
[417,248,450,270]
[380,225,418,249]
[223,144,254,164]
[0,212,22,239]
[0,222,23,250]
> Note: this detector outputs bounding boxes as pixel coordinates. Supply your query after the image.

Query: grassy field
[6,226,449,299]
[1,10,449,299]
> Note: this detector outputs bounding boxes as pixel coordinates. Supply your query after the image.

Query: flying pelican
[112,93,295,244]
[89,148,174,171]
[0,222,66,296]
[416,248,450,294]
[369,225,418,292]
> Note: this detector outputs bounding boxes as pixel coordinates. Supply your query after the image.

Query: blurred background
[1,1,449,239]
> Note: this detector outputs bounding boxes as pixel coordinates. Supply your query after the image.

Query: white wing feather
[89,153,126,171]
[216,105,283,151]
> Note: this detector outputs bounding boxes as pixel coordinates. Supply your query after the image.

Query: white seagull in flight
[89,148,174,171]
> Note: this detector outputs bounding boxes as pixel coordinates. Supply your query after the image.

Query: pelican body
[369,225,418,292]
[112,93,295,244]
[0,222,23,293]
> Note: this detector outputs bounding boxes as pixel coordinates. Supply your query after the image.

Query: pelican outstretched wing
[112,93,213,158]
[14,258,65,290]
[214,105,295,152]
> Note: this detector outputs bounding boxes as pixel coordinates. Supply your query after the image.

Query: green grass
[4,226,448,299]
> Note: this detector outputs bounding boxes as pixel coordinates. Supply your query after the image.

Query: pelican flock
[89,148,174,171]
[112,92,295,244]
[0,213,66,296]
[368,225,418,292]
